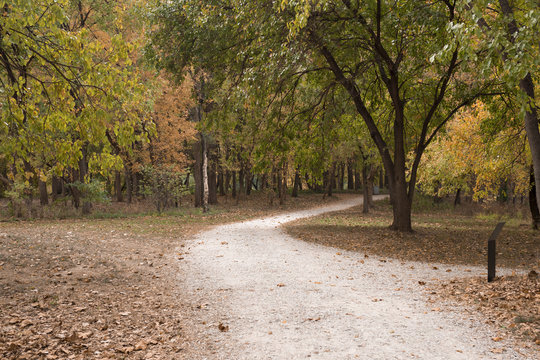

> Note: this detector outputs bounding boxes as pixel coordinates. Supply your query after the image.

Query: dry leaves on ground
[428,272,540,347]
[0,193,342,359]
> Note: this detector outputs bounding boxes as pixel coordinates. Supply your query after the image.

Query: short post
[488,222,505,282]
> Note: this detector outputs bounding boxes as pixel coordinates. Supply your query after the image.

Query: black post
[488,222,505,282]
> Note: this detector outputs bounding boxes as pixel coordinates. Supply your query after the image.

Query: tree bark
[277,168,283,204]
[390,180,412,232]
[347,160,354,190]
[245,169,253,196]
[209,160,218,204]
[520,75,540,212]
[362,165,369,213]
[39,180,48,206]
[529,165,540,230]
[280,168,286,205]
[193,142,203,207]
[326,163,335,197]
[224,170,231,194]
[231,170,237,198]
[239,167,245,195]
[454,188,461,207]
[132,171,140,198]
[51,176,62,200]
[292,169,301,198]
[218,167,225,196]
[201,134,209,212]
[261,173,268,190]
[115,171,123,202]
[367,166,374,207]
[354,170,361,191]
[338,162,345,191]
[125,166,132,204]
[79,148,92,215]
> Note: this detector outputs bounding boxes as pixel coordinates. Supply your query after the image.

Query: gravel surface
[176,196,533,359]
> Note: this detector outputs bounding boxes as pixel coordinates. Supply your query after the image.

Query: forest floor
[285,197,540,350]
[0,193,538,359]
[0,192,343,359]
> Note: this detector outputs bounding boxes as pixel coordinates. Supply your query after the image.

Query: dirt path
[177,196,533,359]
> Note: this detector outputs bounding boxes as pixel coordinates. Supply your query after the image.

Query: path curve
[176,196,530,359]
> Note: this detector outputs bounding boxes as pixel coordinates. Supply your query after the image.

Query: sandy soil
[177,195,535,359]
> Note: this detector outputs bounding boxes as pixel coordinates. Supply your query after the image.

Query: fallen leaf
[134,340,147,351]
[20,319,33,328]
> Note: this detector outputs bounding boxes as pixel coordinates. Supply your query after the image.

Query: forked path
[176,196,530,359]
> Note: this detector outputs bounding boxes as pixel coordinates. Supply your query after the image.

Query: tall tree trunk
[79,148,92,215]
[454,188,461,207]
[218,167,225,196]
[125,166,132,204]
[39,179,48,206]
[245,169,253,196]
[231,170,237,199]
[239,167,245,195]
[277,168,283,204]
[51,176,62,200]
[224,170,231,194]
[261,173,268,190]
[292,169,301,198]
[347,160,354,190]
[115,171,123,202]
[367,165,375,207]
[529,165,540,230]
[281,166,288,204]
[354,170,361,191]
[326,163,335,197]
[193,142,203,207]
[201,134,209,212]
[209,160,218,204]
[338,162,345,191]
[389,177,412,232]
[132,172,139,198]
[362,165,369,213]
[330,164,337,192]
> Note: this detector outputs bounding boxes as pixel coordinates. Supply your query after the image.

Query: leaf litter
[0,193,341,359]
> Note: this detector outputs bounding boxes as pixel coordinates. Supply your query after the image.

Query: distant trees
[2,0,538,226]
[417,101,530,203]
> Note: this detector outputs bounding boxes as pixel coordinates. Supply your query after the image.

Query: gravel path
[176,196,531,359]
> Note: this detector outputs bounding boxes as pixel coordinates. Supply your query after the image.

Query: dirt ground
[0,193,342,359]
[284,198,540,348]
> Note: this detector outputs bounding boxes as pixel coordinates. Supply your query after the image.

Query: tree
[0,0,154,213]
[417,101,530,204]
[459,0,540,212]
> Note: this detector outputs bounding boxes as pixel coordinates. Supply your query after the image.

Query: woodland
[0,0,540,358]
[0,0,539,231]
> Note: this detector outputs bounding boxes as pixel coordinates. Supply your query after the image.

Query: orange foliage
[148,76,196,171]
